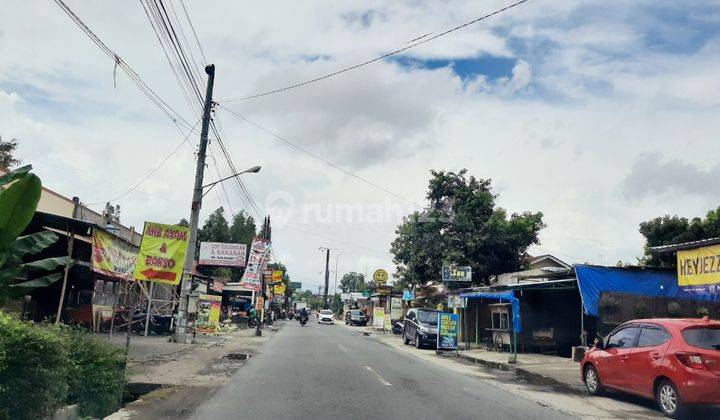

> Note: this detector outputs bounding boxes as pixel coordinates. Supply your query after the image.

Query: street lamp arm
[201,165,261,197]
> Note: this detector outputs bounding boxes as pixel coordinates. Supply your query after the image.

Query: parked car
[403,308,440,349]
[345,310,367,326]
[581,317,720,418]
[318,309,335,324]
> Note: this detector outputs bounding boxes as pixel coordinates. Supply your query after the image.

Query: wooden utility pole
[175,64,215,343]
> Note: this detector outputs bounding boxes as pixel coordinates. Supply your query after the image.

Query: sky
[2,0,720,293]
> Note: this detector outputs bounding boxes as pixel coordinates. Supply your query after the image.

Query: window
[682,327,720,350]
[607,327,640,349]
[637,327,670,347]
[491,312,509,330]
[417,310,438,325]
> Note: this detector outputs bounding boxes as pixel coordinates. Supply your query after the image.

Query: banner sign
[240,237,272,291]
[448,295,466,308]
[272,270,283,282]
[196,294,222,333]
[273,283,286,295]
[290,282,302,290]
[437,313,459,351]
[402,290,414,301]
[375,285,391,295]
[390,297,403,320]
[133,222,190,285]
[442,265,472,282]
[92,228,137,281]
[373,307,385,330]
[198,242,247,267]
[677,244,720,293]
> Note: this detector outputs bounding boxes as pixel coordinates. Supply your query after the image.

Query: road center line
[338,344,349,352]
[364,365,392,386]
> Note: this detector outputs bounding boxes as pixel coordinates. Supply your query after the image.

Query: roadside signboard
[402,290,413,301]
[196,294,222,333]
[240,237,272,291]
[442,265,472,283]
[340,293,351,301]
[273,283,286,295]
[133,222,190,285]
[290,282,302,290]
[373,307,385,330]
[198,242,247,267]
[677,244,720,294]
[390,297,403,320]
[437,313,459,353]
[91,228,137,281]
[373,269,388,285]
[375,285,391,295]
[447,295,466,308]
[272,270,283,281]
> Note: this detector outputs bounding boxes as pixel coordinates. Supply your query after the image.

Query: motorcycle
[391,319,404,335]
[247,317,259,329]
[299,315,308,326]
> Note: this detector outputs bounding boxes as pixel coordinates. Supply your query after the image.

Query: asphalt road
[191,318,573,420]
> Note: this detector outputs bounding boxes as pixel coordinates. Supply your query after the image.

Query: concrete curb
[458,352,586,395]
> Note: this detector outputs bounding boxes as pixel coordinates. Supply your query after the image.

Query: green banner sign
[290,282,302,290]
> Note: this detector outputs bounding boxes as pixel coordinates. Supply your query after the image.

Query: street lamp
[201,165,262,197]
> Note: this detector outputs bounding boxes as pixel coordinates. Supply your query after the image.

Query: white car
[318,309,335,324]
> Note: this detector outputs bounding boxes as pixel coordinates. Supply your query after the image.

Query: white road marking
[338,344,349,352]
[364,365,392,386]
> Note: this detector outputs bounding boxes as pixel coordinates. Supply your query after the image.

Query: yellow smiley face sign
[373,269,388,285]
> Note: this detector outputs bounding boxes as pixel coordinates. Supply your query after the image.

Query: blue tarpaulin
[575,264,720,317]
[460,290,521,333]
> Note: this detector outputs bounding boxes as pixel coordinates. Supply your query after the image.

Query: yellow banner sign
[273,283,286,295]
[272,270,283,281]
[677,244,720,287]
[133,222,190,285]
[92,228,137,281]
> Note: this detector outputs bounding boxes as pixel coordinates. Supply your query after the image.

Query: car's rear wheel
[415,332,422,349]
[584,365,603,396]
[656,379,686,419]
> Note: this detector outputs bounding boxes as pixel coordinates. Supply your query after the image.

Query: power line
[217,104,423,209]
[219,0,530,102]
[86,118,201,205]
[179,0,207,64]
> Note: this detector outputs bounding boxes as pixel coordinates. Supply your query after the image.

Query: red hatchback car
[581,317,720,418]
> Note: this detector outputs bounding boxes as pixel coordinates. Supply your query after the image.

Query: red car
[581,317,720,418]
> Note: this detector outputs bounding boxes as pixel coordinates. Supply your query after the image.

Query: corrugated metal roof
[649,237,720,253]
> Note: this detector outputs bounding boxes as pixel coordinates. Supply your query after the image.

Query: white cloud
[2,0,720,290]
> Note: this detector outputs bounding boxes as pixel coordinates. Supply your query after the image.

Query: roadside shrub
[63,327,126,417]
[0,313,126,419]
[0,312,69,419]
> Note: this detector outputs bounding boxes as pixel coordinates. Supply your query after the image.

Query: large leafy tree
[639,207,720,267]
[391,169,545,286]
[0,165,73,303]
[339,272,366,293]
[0,136,21,169]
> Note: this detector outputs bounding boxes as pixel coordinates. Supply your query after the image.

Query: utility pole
[256,216,269,337]
[323,248,330,308]
[175,64,215,344]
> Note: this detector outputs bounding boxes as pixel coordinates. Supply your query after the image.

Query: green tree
[391,169,545,286]
[0,136,21,168]
[339,272,366,293]
[102,202,121,224]
[0,165,73,303]
[229,211,256,282]
[197,207,231,276]
[639,206,720,267]
[177,218,190,227]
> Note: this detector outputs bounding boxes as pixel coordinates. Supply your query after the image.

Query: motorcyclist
[298,307,308,323]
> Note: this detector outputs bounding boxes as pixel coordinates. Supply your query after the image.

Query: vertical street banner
[390,297,403,320]
[273,283,286,295]
[195,294,222,333]
[240,237,272,291]
[373,307,385,330]
[437,313,459,352]
[133,222,190,285]
[272,270,283,282]
[91,228,138,281]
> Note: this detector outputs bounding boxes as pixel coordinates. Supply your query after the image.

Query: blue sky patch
[391,55,517,81]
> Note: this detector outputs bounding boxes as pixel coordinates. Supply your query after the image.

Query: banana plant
[0,165,74,304]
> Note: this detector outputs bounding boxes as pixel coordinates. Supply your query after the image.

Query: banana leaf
[12,231,59,258]
[0,164,32,186]
[8,273,63,292]
[0,173,41,246]
[23,256,74,271]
